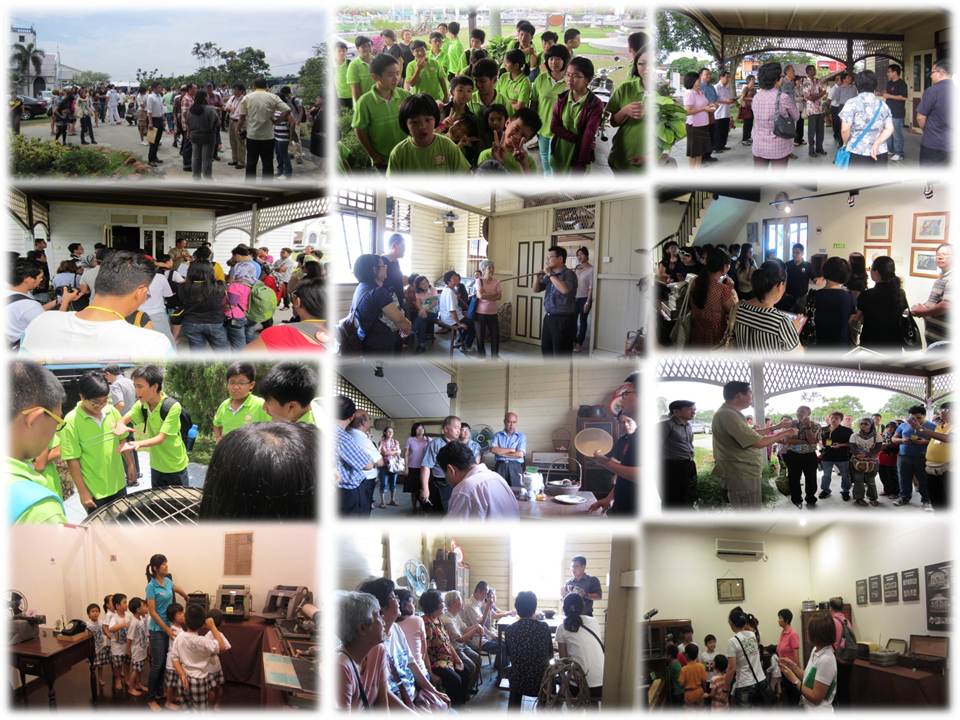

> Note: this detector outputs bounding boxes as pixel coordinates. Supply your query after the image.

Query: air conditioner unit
[716,538,765,560]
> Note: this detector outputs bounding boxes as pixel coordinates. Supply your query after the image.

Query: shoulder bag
[773,90,796,139]
[734,635,775,706]
[835,100,883,169]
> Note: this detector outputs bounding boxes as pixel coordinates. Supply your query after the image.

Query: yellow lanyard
[85,305,127,322]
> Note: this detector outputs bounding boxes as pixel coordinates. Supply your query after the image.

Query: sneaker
[818,490,832,499]
[854,498,868,507]
[841,492,850,501]
[893,498,909,507]
[890,153,902,161]
[922,502,934,512]
[741,140,751,146]
[869,500,879,507]
[794,502,803,509]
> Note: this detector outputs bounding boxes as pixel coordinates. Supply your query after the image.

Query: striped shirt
[733,301,801,353]
[924,270,950,343]
[337,425,369,490]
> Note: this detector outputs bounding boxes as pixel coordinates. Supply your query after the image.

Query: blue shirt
[702,82,718,103]
[145,575,174,633]
[896,421,936,457]
[491,430,527,464]
[337,425,369,489]
[466,439,482,461]
[916,79,952,151]
[537,268,577,315]
[422,436,456,478]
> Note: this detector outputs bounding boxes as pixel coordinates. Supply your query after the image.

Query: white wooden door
[909,49,935,127]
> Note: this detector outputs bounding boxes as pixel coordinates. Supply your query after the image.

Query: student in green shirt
[551,57,603,173]
[9,361,68,524]
[537,31,560,74]
[445,21,467,78]
[428,31,447,76]
[259,362,318,425]
[496,49,533,117]
[467,28,486,68]
[62,371,136,514]
[334,41,353,110]
[405,40,448,103]
[347,36,374,102]
[439,75,475,132]
[532,44,570,174]
[352,53,409,172]
[477,107,542,172]
[468,58,507,149]
[510,20,539,78]
[387,94,472,175]
[608,40,647,173]
[212,361,271,442]
[436,23,451,66]
[114,365,189,488]
[34,432,63,498]
[564,28,581,58]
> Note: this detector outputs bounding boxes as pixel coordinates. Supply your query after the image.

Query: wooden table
[850,659,946,707]
[11,631,97,708]
[494,615,562,684]
[516,492,601,519]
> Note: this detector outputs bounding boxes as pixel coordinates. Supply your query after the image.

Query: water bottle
[187,424,199,451]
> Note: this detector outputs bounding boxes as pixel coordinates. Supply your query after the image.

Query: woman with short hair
[336,591,385,710]
[348,253,412,355]
[732,260,804,353]
[504,591,553,708]
[751,62,799,168]
[474,259,502,358]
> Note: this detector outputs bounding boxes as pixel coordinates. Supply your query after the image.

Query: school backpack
[136,396,196,451]
[10,478,65,524]
[225,281,253,325]
[836,617,858,664]
[247,281,278,324]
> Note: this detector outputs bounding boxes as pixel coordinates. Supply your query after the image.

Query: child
[212,361,271,442]
[351,53,409,173]
[467,28,486,67]
[677,643,707,707]
[496,49,533,116]
[435,23,451,70]
[405,40,447,104]
[467,58,506,149]
[334,41,353,110]
[205,609,230,709]
[87,603,109,689]
[428,32,447,73]
[538,31,559,72]
[482,104,508,151]
[550,57,603,173]
[347,36,374,102]
[259,361,318,424]
[512,20,539,77]
[413,275,439,351]
[386,94,471,175]
[477,108,542,172]
[564,28,582,56]
[445,21,467,78]
[439,75,475,133]
[666,643,684,706]
[164,603,186,709]
[531,44,570,174]
[171,604,229,711]
[607,47,646,173]
[126,597,150,696]
[708,654,730,709]
[447,114,481,168]
[108,593,130,694]
[700,634,718,681]
[765,644,782,700]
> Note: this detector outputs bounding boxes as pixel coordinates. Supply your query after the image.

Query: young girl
[126,597,150,696]
[386,94,471,175]
[550,57,603,173]
[334,41,353,110]
[707,654,730,709]
[378,427,402,508]
[607,37,647,172]
[496,49,532,116]
[352,53,409,173]
[205,609,229,709]
[850,417,881,506]
[164,603,186,709]
[405,40,448,104]
[171,604,229,711]
[531,44,569,174]
[108,593,130,694]
[87,603,109,689]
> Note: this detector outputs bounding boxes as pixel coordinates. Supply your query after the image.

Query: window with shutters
[465,213,487,277]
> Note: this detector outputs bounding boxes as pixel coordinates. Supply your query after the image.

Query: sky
[657,382,896,417]
[10,10,325,80]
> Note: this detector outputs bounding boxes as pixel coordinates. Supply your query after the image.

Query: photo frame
[716,577,745,603]
[912,211,949,244]
[911,247,940,278]
[864,215,893,242]
[864,244,892,265]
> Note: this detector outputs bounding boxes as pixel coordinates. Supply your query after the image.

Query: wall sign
[868,575,882,603]
[883,573,899,604]
[924,561,951,632]
[902,569,921,602]
[855,579,868,605]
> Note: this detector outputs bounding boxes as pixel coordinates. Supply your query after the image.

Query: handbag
[835,100,883,169]
[714,302,739,350]
[772,90,796,139]
[336,289,372,354]
[734,636,776,706]
[146,126,159,144]
[852,457,879,474]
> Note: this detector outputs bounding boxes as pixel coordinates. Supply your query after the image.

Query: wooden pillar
[250,203,259,244]
[751,361,766,427]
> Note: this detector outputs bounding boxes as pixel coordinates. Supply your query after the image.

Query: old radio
[897,634,948,674]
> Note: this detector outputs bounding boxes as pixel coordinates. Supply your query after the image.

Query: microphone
[643,608,659,620]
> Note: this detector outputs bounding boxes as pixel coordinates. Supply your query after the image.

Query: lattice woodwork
[762,362,927,400]
[31,197,48,231]
[9,188,28,229]
[725,34,903,66]
[336,375,387,419]
[657,358,751,385]
[257,196,328,235]
[174,231,209,245]
[338,188,376,213]
[554,203,596,233]
[215,210,253,237]
[931,372,953,401]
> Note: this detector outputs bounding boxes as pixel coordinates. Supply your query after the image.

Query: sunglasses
[21,406,66,432]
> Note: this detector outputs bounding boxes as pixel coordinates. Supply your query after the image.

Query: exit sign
[832,243,844,248]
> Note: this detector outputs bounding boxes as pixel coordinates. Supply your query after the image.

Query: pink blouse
[475,277,501,315]
[684,89,710,127]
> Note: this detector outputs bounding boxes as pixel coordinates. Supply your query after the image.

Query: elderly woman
[348,253,412,355]
[839,70,894,166]
[555,593,605,702]
[420,588,471,706]
[733,261,804,353]
[357,578,450,711]
[336,591,385,710]
[474,259,502,358]
[442,590,484,686]
[751,62,799,168]
[504,591,554,708]
[396,589,430,678]
[779,613,838,710]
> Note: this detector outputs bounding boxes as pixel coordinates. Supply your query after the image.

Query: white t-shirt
[799,646,837,711]
[727,630,764,689]
[206,630,230,674]
[81,266,100,299]
[129,615,149,662]
[109,610,132,655]
[5,290,44,345]
[139,273,174,316]
[447,464,520,520]
[439,286,460,326]
[348,428,380,480]
[554,615,605,688]
[166,626,184,669]
[714,82,733,120]
[170,630,227,678]
[19,311,174,358]
[700,649,717,680]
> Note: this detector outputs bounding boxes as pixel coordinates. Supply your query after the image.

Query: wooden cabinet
[432,555,469,597]
[801,605,852,666]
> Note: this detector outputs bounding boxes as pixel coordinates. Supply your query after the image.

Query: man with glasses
[532,245,578,355]
[61,370,137,514]
[9,360,68,523]
[917,59,952,166]
[212,361,271,443]
[589,372,640,516]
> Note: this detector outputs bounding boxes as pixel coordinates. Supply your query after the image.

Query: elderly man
[458,423,482,463]
[711,381,797,508]
[784,405,821,509]
[420,415,461,513]
[437,442,519,519]
[348,410,381,516]
[910,243,951,348]
[442,590,483,686]
[462,581,509,660]
[490,412,526,486]
[532,246,578,354]
[916,58,951,166]
[336,397,379,516]
[661,399,696,508]
[561,556,602,616]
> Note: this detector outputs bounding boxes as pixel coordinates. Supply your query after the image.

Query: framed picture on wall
[912,211,949,244]
[746,222,758,247]
[864,215,892,242]
[716,578,745,603]
[864,244,892,265]
[911,247,941,278]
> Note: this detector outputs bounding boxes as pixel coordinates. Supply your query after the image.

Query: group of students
[9,359,318,524]
[8,238,327,355]
[660,241,951,353]
[337,20,647,174]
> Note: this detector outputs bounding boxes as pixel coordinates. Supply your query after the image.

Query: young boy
[468,59,506,149]
[477,107,542,172]
[428,31,447,73]
[445,22,467,77]
[260,362,318,424]
[700,634,718,684]
[351,53,409,173]
[108,593,131,694]
[212,362,272,442]
[347,36,374,102]
[87,603,109,689]
[171,604,229,711]
[126,597,150,696]
[708,654,730,709]
[564,28,582,56]
[439,75,475,133]
[512,20,538,77]
[447,114,481,167]
[205,609,229,708]
[677,643,707,707]
[164,603,186,709]
[467,28,486,65]
[538,31,559,72]
[765,644,782,699]
[334,41,352,110]
[666,643,684,706]
[405,40,448,104]
[496,49,533,116]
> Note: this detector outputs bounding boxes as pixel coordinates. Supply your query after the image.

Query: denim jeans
[897,454,929,503]
[191,141,214,179]
[152,467,189,488]
[820,460,851,493]
[538,135,552,175]
[379,469,398,494]
[226,320,258,349]
[182,321,229,350]
[413,312,437,348]
[275,140,292,177]
[890,117,905,156]
[148,630,169,701]
[165,112,174,132]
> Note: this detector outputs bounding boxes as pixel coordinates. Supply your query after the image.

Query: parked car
[38,90,54,104]
[689,420,711,434]
[17,96,48,119]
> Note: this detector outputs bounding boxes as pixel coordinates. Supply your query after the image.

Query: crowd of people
[337,20,647,174]
[7,238,327,355]
[682,59,951,167]
[661,381,951,511]
[661,602,852,710]
[335,373,638,518]
[9,360,318,523]
[659,241,951,353]
[11,78,323,180]
[338,557,606,710]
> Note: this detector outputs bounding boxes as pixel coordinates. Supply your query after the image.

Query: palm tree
[10,43,45,95]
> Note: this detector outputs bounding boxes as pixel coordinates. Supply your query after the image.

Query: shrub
[337,108,373,170]
[52,147,112,176]
[10,134,150,177]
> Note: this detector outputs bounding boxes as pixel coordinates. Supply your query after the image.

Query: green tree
[669,56,711,77]
[298,45,325,103]
[811,395,866,423]
[655,11,715,63]
[135,68,160,85]
[71,70,111,87]
[164,362,275,434]
[753,52,815,68]
[694,409,715,424]
[217,47,271,87]
[880,393,923,421]
[192,41,222,68]
[10,42,45,95]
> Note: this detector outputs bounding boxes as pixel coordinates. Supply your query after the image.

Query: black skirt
[686,124,712,157]
[402,468,421,494]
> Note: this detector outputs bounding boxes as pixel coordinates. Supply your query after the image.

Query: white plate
[553,494,588,505]
[574,428,614,456]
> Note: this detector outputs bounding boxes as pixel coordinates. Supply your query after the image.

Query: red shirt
[777,626,800,665]
[258,324,324,351]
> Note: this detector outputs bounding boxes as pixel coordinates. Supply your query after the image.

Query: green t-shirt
[346,57,373,96]
[335,59,352,99]
[607,79,645,172]
[38,433,63,498]
[387,134,472,175]
[495,73,533,116]
[9,457,67,524]
[477,147,525,172]
[468,89,508,149]
[405,58,445,102]
[213,394,271,437]
[352,87,410,161]
[297,408,316,425]
[430,48,447,75]
[60,404,127,500]
[446,38,467,76]
[532,72,567,139]
[550,92,587,172]
[129,395,189,473]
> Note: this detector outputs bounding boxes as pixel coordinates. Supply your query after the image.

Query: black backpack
[136,396,195,451]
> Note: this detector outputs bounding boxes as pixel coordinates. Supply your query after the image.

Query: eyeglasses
[227,380,254,387]
[21,406,66,431]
